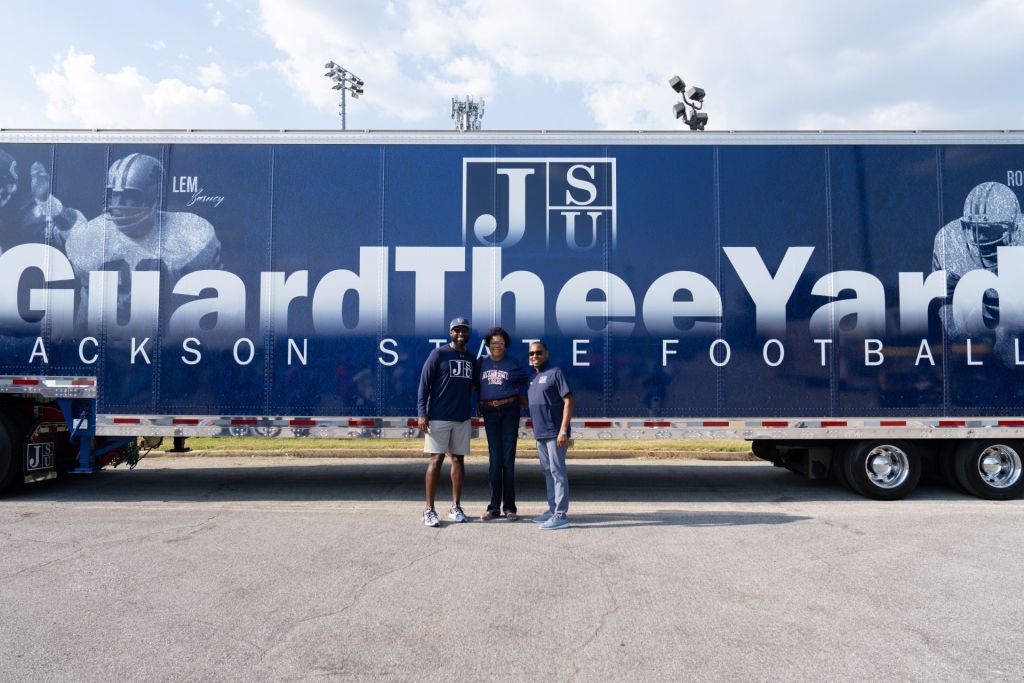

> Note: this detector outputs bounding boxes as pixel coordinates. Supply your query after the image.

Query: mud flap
[24,442,57,484]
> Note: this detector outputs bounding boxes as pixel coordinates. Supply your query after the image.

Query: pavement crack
[257,536,448,665]
[0,540,85,581]
[565,543,621,681]
[163,512,222,544]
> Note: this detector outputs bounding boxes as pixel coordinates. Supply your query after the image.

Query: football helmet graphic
[105,153,164,236]
[0,149,17,209]
[960,181,1020,269]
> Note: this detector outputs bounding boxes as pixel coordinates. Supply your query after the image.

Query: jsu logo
[463,157,617,252]
[450,359,474,379]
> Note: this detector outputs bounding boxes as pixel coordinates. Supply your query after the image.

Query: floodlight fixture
[323,61,365,130]
[669,73,709,131]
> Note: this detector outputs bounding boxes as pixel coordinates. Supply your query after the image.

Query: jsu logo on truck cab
[462,157,616,251]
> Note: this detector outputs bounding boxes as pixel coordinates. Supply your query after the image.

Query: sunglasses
[528,350,545,356]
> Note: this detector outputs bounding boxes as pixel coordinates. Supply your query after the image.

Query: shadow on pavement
[568,510,812,528]
[1,459,969,504]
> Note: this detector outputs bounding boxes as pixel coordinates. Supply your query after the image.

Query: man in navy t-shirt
[526,341,574,530]
[417,317,475,527]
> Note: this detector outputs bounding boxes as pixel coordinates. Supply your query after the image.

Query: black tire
[954,440,1024,501]
[0,412,22,494]
[832,449,854,492]
[841,440,921,501]
[937,441,966,493]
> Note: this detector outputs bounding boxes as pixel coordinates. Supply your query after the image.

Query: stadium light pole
[324,61,365,130]
[451,96,485,131]
[669,75,708,131]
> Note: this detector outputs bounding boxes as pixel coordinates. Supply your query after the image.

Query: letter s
[565,164,597,206]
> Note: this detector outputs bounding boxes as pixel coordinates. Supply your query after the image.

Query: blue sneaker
[532,512,553,524]
[540,516,569,530]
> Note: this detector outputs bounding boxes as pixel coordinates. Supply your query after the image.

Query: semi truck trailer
[1,129,1023,501]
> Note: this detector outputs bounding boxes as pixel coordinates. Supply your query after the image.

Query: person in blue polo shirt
[418,317,476,527]
[526,341,574,530]
[477,326,529,522]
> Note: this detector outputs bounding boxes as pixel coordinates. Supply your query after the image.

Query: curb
[148,449,756,461]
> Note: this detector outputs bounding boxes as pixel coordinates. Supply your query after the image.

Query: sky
[2,0,1024,132]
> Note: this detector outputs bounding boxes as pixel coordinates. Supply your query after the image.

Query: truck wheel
[954,441,1024,501]
[841,440,921,501]
[0,413,21,494]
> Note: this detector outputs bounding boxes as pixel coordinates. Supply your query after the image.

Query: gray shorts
[423,419,472,456]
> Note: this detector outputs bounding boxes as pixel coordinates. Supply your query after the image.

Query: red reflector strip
[231,419,257,425]
[644,421,671,427]
[348,419,375,427]
[290,419,316,427]
[407,419,420,428]
[880,420,906,427]
[525,420,533,428]
[820,421,847,427]
[703,421,730,427]
[584,421,613,428]
[998,420,1024,427]
[113,418,140,424]
[13,379,39,386]
[762,421,788,428]
[939,420,965,427]
[172,418,199,425]
[71,379,94,386]
[472,420,484,428]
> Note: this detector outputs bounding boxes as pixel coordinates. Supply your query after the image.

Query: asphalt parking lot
[1,457,1022,682]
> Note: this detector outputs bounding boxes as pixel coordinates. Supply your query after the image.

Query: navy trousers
[481,402,520,514]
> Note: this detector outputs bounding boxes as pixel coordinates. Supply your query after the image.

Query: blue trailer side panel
[1,139,1023,417]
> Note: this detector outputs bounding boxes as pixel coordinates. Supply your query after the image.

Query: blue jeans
[481,402,520,514]
[535,438,569,517]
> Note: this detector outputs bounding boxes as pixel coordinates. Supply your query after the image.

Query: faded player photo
[66,152,224,327]
[932,181,1024,366]
[0,147,85,255]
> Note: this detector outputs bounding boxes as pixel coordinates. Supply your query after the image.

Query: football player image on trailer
[0,147,85,255]
[932,181,1024,366]
[66,153,224,325]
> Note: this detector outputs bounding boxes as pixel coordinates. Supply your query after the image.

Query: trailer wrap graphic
[0,142,1022,417]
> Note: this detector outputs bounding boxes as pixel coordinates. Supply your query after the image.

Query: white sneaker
[448,505,467,523]
[423,508,440,527]
[532,512,553,524]
[540,516,570,530]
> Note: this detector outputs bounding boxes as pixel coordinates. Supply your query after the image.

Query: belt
[480,396,518,407]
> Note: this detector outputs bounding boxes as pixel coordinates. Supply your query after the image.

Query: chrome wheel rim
[977,445,1022,489]
[864,445,910,489]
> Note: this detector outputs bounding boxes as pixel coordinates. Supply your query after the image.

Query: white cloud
[148,40,166,51]
[257,0,492,124]
[256,0,1024,130]
[207,2,224,27]
[197,62,227,87]
[32,48,256,128]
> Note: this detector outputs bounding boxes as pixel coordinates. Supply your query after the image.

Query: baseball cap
[449,317,471,330]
